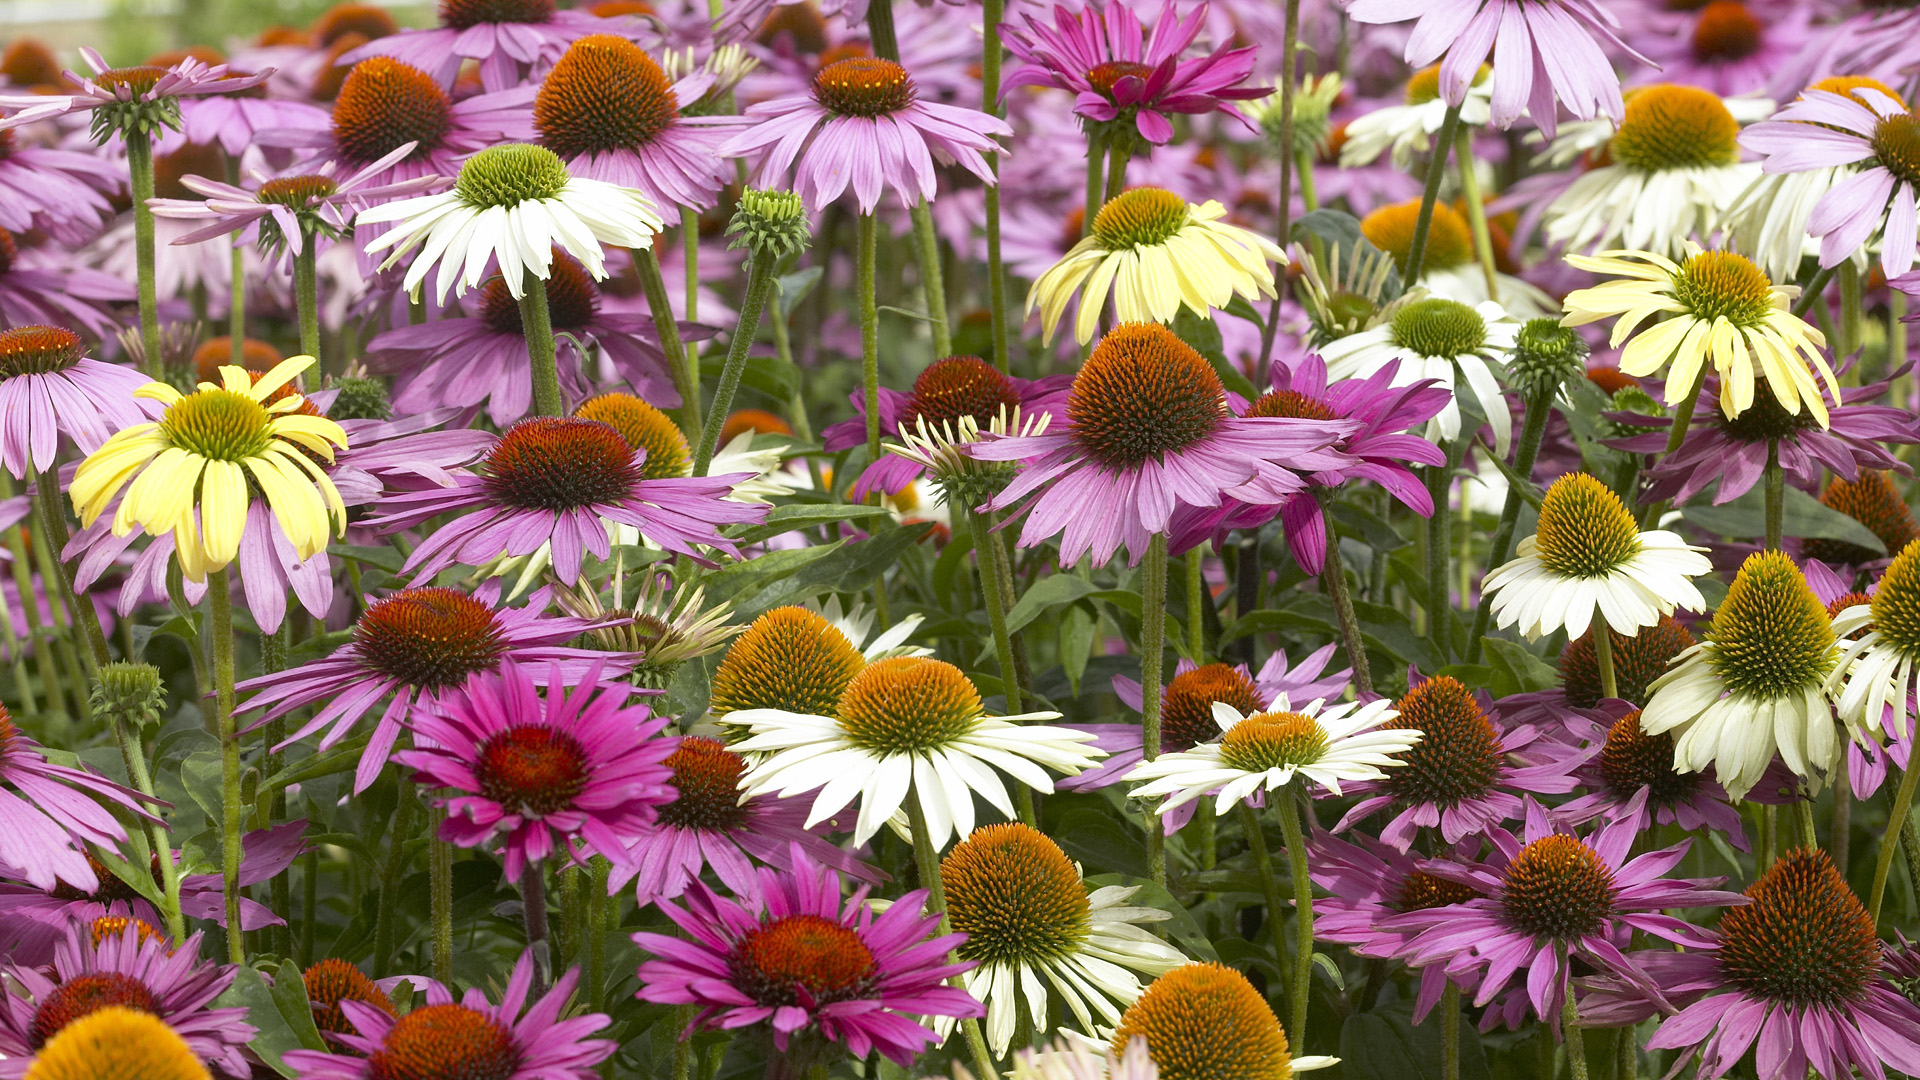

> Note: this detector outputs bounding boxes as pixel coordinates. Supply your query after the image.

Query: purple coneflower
[633,849,983,1071]
[608,736,884,906]
[721,55,1009,213]
[1343,0,1650,138]
[1632,0,1803,98]
[0,705,154,895]
[367,416,768,581]
[0,919,255,1078]
[160,78,330,158]
[1000,0,1263,145]
[1581,848,1920,1080]
[1391,797,1742,1027]
[0,325,152,480]
[1550,708,1753,849]
[0,129,120,239]
[284,951,613,1080]
[396,660,676,881]
[1166,353,1448,573]
[972,322,1357,567]
[338,0,640,92]
[0,47,269,137]
[1742,86,1920,278]
[1334,673,1582,849]
[822,354,1072,501]
[237,583,637,793]
[0,228,135,340]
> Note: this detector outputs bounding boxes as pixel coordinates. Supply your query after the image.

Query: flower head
[1553,708,1752,849]
[1110,963,1335,1080]
[302,960,395,1044]
[335,0,624,92]
[0,326,152,480]
[0,706,157,896]
[1830,539,1920,743]
[1559,614,1698,710]
[1028,187,1286,345]
[1805,470,1918,567]
[20,1007,210,1080]
[1565,244,1838,427]
[709,605,869,719]
[0,47,268,143]
[1319,296,1519,454]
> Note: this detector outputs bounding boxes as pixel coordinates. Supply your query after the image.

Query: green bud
[1605,385,1666,438]
[726,189,811,261]
[456,144,571,209]
[1506,318,1590,401]
[327,375,393,422]
[91,662,165,735]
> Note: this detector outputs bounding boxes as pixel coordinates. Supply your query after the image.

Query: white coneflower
[1318,295,1519,453]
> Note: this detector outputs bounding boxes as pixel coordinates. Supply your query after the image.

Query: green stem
[521,863,551,997]
[1404,105,1463,285]
[966,509,1038,826]
[1790,264,1836,318]
[209,567,243,965]
[681,207,701,326]
[1442,984,1461,1080]
[1592,610,1617,701]
[1562,981,1590,1080]
[1837,260,1862,362]
[1467,382,1557,662]
[1901,814,1920,921]
[1083,132,1106,241]
[1452,130,1499,302]
[1238,803,1291,1011]
[633,246,703,448]
[858,213,881,460]
[1871,758,1920,924]
[1832,765,1852,880]
[908,201,951,358]
[1795,798,1818,849]
[126,129,163,377]
[1140,533,1169,888]
[1254,0,1302,369]
[1319,501,1372,695]
[1296,150,1319,214]
[226,157,246,366]
[1103,137,1133,203]
[299,837,317,966]
[1424,441,1462,658]
[1275,789,1314,1048]
[866,0,900,60]
[982,0,1009,373]
[1763,439,1783,551]
[431,823,453,985]
[1,476,52,718]
[35,471,108,674]
[1757,803,1776,876]
[294,232,321,362]
[1186,548,1205,660]
[372,791,415,978]
[105,697,185,940]
[903,796,1002,1080]
[588,855,610,1012]
[694,250,779,476]
[519,267,563,417]
[1638,363,1710,530]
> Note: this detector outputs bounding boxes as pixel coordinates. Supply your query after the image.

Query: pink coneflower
[367,416,769,581]
[1581,848,1920,1080]
[999,0,1264,145]
[1740,86,1920,278]
[1607,371,1920,509]
[338,0,642,92]
[971,322,1357,567]
[1391,798,1741,1027]
[395,660,676,880]
[1343,0,1651,138]
[633,849,983,1071]
[821,354,1072,500]
[720,55,1009,213]
[1631,1,1803,98]
[0,47,269,138]
[1334,673,1582,850]
[285,951,614,1080]
[1166,353,1449,573]
[0,705,154,895]
[160,80,330,158]
[0,919,255,1078]
[0,325,151,480]
[1550,708,1753,849]
[607,736,885,906]
[363,250,681,427]
[0,129,120,240]
[528,34,747,213]
[0,228,135,340]
[236,583,637,793]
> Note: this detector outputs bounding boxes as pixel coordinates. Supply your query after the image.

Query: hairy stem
[694,249,779,476]
[210,568,243,965]
[1319,500,1372,695]
[633,246,704,448]
[519,267,563,417]
[858,212,881,459]
[904,796,1002,1080]
[1872,759,1920,925]
[1140,533,1169,887]
[126,129,163,376]
[982,0,1010,372]
[1275,789,1315,1048]
[909,201,951,358]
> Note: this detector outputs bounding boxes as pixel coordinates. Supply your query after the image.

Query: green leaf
[268,960,329,1052]
[1291,209,1404,297]
[1683,483,1887,554]
[1053,807,1147,878]
[877,304,938,324]
[1339,1005,1490,1080]
[1061,604,1095,696]
[216,965,306,1075]
[702,542,845,608]
[92,844,165,907]
[1172,308,1258,399]
[181,748,225,824]
[261,735,373,795]
[775,266,823,319]
[730,504,891,545]
[699,351,798,402]
[335,545,407,573]
[1482,637,1560,695]
[731,525,933,620]
[1005,574,1100,634]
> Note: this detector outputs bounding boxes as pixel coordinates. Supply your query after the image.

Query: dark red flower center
[2,40,66,89]
[1382,676,1504,809]
[480,249,598,336]
[29,974,158,1049]
[475,724,591,816]
[1499,834,1616,941]
[731,914,877,1007]
[658,736,752,831]
[1086,60,1153,101]
[332,58,452,165]
[483,416,643,511]
[439,0,555,28]
[812,57,916,117]
[575,392,690,480]
[1246,389,1338,422]
[305,958,397,1038]
[258,175,339,209]
[369,1003,520,1080]
[904,355,1022,431]
[1691,1,1763,62]
[353,587,509,691]
[1718,848,1879,1009]
[314,3,400,45]
[1559,613,1694,709]
[1393,869,1478,912]
[1599,710,1701,806]
[1067,323,1224,469]
[0,325,83,377]
[1159,663,1261,752]
[536,34,680,158]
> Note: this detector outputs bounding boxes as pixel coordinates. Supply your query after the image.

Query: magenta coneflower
[367,416,769,581]
[720,55,1009,213]
[0,705,154,896]
[1742,87,1920,277]
[363,250,682,427]
[1582,848,1920,1080]
[1550,709,1752,850]
[821,354,1073,500]
[1390,798,1742,1027]
[1607,371,1920,508]
[0,129,120,239]
[396,660,676,881]
[237,583,637,793]
[0,47,269,137]
[161,81,330,158]
[607,736,885,906]
[0,325,152,480]
[1166,353,1448,573]
[1343,0,1650,137]
[530,34,747,213]
[284,951,614,1080]
[338,0,640,92]
[972,322,1357,567]
[1000,0,1264,145]
[0,919,255,1077]
[633,849,983,1070]
[1632,0,1803,98]
[1334,673,1582,849]
[0,228,135,341]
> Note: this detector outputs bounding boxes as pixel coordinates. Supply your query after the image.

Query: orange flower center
[905,355,1021,430]
[1383,676,1503,809]
[658,736,752,831]
[29,974,158,1049]
[812,57,916,117]
[1499,834,1616,940]
[1067,323,1225,469]
[332,58,452,165]
[304,958,397,1038]
[536,35,680,158]
[0,325,82,377]
[369,1003,520,1080]
[475,725,591,816]
[1690,1,1762,62]
[1159,663,1261,751]
[439,0,555,29]
[731,914,877,1006]
[353,587,509,691]
[483,416,643,511]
